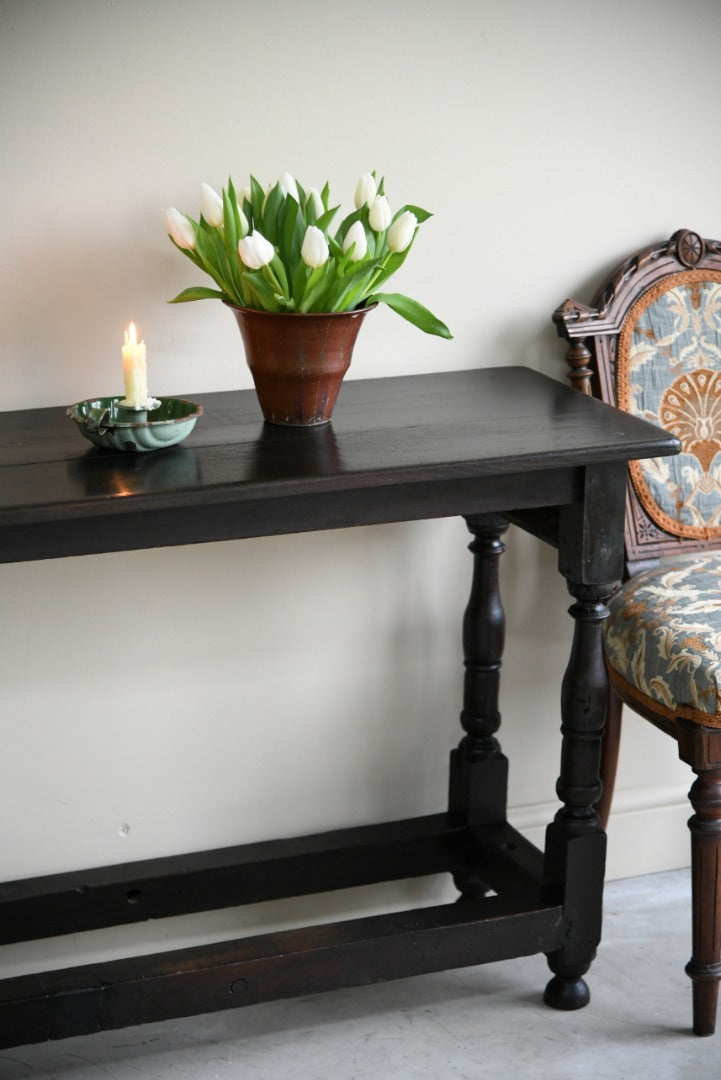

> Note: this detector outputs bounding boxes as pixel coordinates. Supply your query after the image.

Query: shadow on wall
[4,206,224,409]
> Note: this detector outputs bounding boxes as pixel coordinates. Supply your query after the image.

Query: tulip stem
[263,262,290,305]
[362,254,393,298]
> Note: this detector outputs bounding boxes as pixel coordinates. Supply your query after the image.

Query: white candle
[121,322,150,408]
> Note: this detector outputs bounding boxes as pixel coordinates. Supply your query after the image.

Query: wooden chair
[554,229,721,1036]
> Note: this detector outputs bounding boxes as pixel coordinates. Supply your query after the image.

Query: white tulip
[354,173,377,210]
[279,171,300,202]
[301,225,329,268]
[387,211,417,253]
[306,187,324,218]
[200,182,224,227]
[163,207,196,250]
[369,195,392,232]
[238,230,275,269]
[343,220,368,261]
[237,205,250,238]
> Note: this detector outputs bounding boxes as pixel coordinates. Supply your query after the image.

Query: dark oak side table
[0,367,678,1047]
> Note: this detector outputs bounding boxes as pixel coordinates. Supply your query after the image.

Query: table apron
[0,467,584,563]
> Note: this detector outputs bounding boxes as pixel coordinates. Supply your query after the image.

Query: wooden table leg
[542,580,609,1010]
[448,514,510,898]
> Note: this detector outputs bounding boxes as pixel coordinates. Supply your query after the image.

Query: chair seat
[604,550,721,728]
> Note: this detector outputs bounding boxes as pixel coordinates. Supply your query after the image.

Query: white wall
[1,0,719,975]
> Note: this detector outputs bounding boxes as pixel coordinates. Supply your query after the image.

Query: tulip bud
[342,220,368,261]
[237,205,250,238]
[301,225,330,269]
[164,207,196,250]
[279,171,300,202]
[238,230,275,269]
[200,182,224,227]
[306,187,324,219]
[369,195,392,232]
[354,173,377,210]
[386,211,417,254]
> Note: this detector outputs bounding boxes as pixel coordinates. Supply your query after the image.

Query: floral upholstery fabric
[618,271,721,540]
[605,550,721,727]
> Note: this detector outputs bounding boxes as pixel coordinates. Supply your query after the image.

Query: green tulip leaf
[399,204,432,224]
[367,292,452,338]
[299,259,337,312]
[249,175,265,223]
[262,183,284,243]
[222,187,238,257]
[330,268,376,312]
[297,262,327,311]
[364,228,378,260]
[227,175,238,208]
[268,255,290,301]
[195,225,238,300]
[335,207,363,244]
[169,286,229,303]
[291,261,310,304]
[327,235,346,260]
[242,271,283,311]
[279,197,304,273]
[168,233,204,270]
[304,194,317,226]
[315,204,339,232]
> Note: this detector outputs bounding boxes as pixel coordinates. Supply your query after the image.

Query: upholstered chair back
[554,230,721,573]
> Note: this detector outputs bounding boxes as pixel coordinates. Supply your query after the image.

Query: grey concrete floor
[1,869,718,1079]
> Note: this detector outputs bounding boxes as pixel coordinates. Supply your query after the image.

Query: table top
[0,367,678,563]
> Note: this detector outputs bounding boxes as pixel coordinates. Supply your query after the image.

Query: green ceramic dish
[67,396,203,453]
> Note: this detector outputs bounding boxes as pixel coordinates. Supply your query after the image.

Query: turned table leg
[543,581,609,1010]
[448,514,509,899]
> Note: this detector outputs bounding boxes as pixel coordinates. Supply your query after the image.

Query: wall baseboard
[511,784,690,881]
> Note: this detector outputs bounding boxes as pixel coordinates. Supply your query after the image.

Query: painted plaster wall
[1,0,719,974]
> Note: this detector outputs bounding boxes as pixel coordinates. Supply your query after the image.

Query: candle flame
[125,322,137,347]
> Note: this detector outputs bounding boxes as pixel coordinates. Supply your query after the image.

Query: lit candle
[121,322,150,408]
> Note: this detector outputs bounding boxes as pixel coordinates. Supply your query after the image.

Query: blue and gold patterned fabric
[605,550,721,727]
[618,271,721,540]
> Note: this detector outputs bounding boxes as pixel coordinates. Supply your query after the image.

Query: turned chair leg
[686,766,721,1035]
[676,721,721,1035]
[595,687,623,830]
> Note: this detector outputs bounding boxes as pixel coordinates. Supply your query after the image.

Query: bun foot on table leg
[543,974,591,1011]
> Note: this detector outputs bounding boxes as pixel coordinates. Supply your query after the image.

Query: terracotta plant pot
[227,304,373,426]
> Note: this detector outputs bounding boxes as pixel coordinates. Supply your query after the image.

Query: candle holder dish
[67,396,203,453]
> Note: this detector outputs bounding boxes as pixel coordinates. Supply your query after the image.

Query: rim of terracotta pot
[223,302,377,319]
